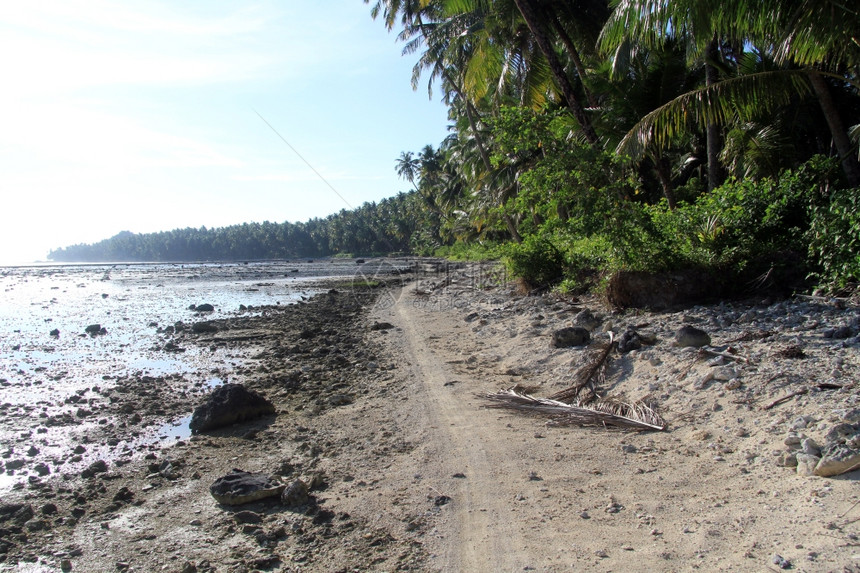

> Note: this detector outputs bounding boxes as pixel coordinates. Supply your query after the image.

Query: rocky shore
[2,261,860,571]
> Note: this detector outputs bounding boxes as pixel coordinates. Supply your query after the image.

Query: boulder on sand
[189,384,275,433]
[209,469,284,505]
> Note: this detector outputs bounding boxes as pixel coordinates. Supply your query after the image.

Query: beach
[2,260,860,571]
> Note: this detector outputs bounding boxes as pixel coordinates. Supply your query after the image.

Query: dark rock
[191,321,219,334]
[0,503,34,525]
[833,326,854,339]
[84,324,107,336]
[40,503,58,516]
[675,326,711,347]
[209,469,284,505]
[281,479,310,508]
[233,510,262,524]
[112,487,134,503]
[370,322,395,331]
[355,259,366,264]
[81,460,108,478]
[195,303,215,312]
[551,327,591,348]
[617,330,642,353]
[189,384,275,433]
[33,463,50,476]
[49,329,60,337]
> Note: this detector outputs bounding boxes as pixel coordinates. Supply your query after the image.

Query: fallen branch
[698,347,751,364]
[761,388,808,410]
[549,336,616,404]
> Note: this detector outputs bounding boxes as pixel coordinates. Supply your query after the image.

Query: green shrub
[503,235,565,286]
[808,186,860,288]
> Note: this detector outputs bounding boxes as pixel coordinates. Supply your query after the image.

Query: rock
[233,510,263,524]
[801,438,821,457]
[209,470,284,505]
[281,479,310,508]
[33,463,50,476]
[49,329,60,337]
[617,330,642,353]
[795,453,821,476]
[824,424,859,450]
[81,460,108,478]
[712,366,739,381]
[833,326,853,339]
[771,554,791,569]
[574,310,601,331]
[191,321,219,334]
[195,303,215,312]
[814,445,860,477]
[675,326,711,348]
[84,324,107,336]
[189,384,275,433]
[370,321,395,331]
[0,503,34,525]
[112,487,134,503]
[551,327,590,348]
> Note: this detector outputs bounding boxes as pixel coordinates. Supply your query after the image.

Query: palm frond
[549,338,614,403]
[617,69,812,160]
[481,388,666,431]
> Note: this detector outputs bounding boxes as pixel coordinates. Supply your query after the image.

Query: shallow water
[0,258,408,493]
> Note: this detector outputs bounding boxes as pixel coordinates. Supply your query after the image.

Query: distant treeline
[48,190,447,262]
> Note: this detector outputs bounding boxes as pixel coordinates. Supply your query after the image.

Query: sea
[0,258,408,494]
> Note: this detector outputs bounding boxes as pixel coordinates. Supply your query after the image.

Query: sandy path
[389,289,521,571]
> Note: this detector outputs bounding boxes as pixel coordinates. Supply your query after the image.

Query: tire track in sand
[387,285,526,572]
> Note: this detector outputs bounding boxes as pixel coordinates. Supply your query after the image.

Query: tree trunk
[808,71,860,187]
[549,14,598,109]
[705,39,723,191]
[653,156,677,209]
[503,212,523,243]
[512,0,599,145]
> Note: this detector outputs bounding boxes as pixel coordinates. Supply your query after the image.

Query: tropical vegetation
[52,0,860,293]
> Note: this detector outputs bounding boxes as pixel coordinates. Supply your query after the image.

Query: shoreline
[3,262,860,571]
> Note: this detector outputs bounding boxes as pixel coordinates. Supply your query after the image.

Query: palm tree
[600,0,860,186]
[395,151,421,190]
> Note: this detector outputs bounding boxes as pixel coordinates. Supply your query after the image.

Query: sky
[0,0,451,264]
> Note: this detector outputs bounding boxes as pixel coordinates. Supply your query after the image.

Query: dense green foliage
[364,0,860,291]
[49,191,435,262]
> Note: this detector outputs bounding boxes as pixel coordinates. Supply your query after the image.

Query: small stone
[551,327,590,348]
[233,510,262,524]
[712,366,738,381]
[281,479,310,508]
[795,453,821,476]
[675,326,710,348]
[594,550,608,558]
[60,559,72,571]
[771,553,791,569]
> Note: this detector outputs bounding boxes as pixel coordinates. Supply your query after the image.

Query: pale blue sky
[0,0,450,263]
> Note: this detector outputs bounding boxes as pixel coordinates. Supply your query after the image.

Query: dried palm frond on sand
[481,333,666,431]
[482,389,666,431]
